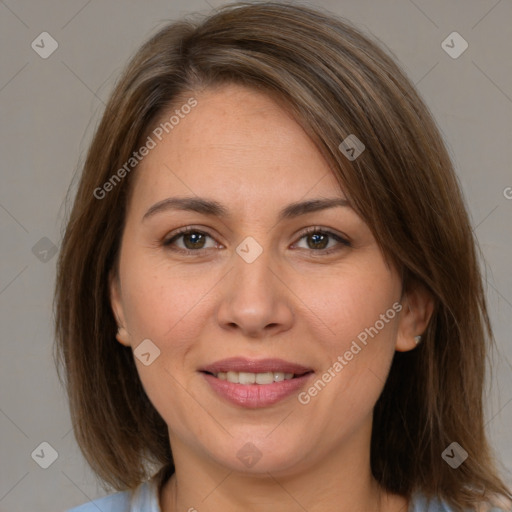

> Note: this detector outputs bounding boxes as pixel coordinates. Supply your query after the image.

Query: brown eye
[305,232,329,250]
[163,228,217,254]
[294,228,351,255]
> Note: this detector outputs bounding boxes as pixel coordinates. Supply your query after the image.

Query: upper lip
[200,357,313,375]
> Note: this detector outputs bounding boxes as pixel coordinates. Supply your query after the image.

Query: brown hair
[54,2,511,510]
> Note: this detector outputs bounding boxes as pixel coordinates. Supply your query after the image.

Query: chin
[204,432,312,476]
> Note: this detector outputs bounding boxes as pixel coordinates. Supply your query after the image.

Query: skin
[110,83,434,512]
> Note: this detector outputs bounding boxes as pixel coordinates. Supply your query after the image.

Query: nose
[216,243,294,339]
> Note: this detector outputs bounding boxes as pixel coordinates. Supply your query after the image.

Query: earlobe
[109,270,131,347]
[395,280,435,352]
[115,326,131,347]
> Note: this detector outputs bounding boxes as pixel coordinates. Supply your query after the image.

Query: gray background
[1,0,511,510]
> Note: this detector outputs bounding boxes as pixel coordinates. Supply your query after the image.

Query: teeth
[214,371,295,384]
[238,371,255,384]
[256,372,274,384]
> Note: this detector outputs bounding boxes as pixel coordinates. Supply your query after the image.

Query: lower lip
[201,372,313,408]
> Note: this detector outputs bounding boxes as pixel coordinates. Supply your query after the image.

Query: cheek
[119,268,206,429]
[300,280,400,430]
[120,261,210,343]
[301,262,400,347]
[301,262,400,408]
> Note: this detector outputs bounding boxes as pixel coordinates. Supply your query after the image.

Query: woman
[54,2,512,511]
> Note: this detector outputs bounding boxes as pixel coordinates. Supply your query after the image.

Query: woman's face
[110,83,421,476]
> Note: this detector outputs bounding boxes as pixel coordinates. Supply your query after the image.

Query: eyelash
[162,226,351,257]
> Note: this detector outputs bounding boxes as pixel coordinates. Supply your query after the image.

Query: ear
[109,269,131,347]
[395,278,435,352]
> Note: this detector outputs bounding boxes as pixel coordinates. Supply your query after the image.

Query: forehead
[129,84,344,214]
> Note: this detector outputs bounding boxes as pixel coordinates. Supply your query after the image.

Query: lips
[199,357,314,408]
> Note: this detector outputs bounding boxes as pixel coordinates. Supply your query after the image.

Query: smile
[199,358,314,408]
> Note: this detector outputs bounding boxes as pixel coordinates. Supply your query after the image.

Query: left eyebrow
[141,196,351,223]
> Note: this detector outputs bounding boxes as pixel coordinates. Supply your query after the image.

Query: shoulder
[410,492,511,512]
[66,488,132,512]
[66,476,161,512]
